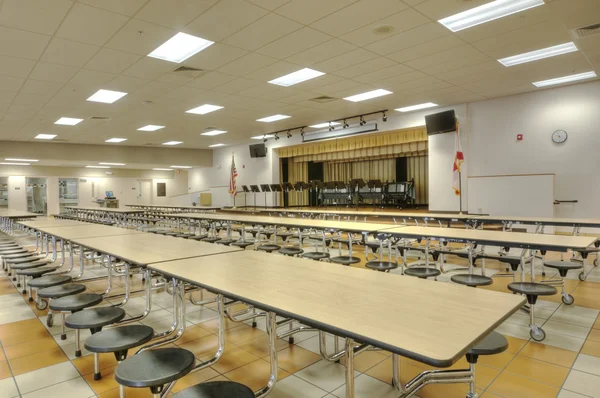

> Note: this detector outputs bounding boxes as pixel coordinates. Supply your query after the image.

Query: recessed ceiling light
[499,42,578,67]
[251,134,275,139]
[148,32,214,63]
[86,165,110,169]
[170,165,192,169]
[310,122,341,129]
[268,68,325,87]
[5,158,39,162]
[395,102,439,112]
[533,71,597,87]
[153,168,173,171]
[105,138,127,143]
[209,143,225,147]
[0,162,31,166]
[186,104,223,115]
[162,141,183,146]
[439,0,545,32]
[256,114,290,123]
[99,162,126,166]
[137,125,165,131]
[35,134,56,140]
[344,89,392,102]
[201,130,227,136]
[54,117,83,126]
[87,89,128,104]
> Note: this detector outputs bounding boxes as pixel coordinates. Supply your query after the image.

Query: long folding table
[0,209,39,233]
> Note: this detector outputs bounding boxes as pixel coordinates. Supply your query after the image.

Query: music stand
[250,185,260,210]
[270,184,283,208]
[241,185,250,208]
[260,184,271,209]
[367,179,383,209]
[293,182,309,208]
[349,179,365,208]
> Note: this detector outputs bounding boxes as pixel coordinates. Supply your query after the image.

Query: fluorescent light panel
[256,114,290,123]
[148,32,214,63]
[499,42,578,67]
[153,168,173,171]
[344,89,392,102]
[162,141,183,146]
[395,102,439,112]
[0,162,30,166]
[137,125,165,131]
[55,117,83,126]
[269,68,325,87]
[251,134,274,139]
[209,143,225,147]
[186,104,223,115]
[170,165,192,169]
[105,138,127,143]
[533,71,597,87]
[439,0,545,32]
[87,89,127,104]
[86,165,110,169]
[99,162,126,166]
[5,158,39,162]
[35,134,56,140]
[201,130,227,136]
[310,122,341,128]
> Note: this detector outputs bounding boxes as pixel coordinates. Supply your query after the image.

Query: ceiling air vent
[571,23,600,38]
[89,116,111,121]
[172,66,204,78]
[309,96,338,103]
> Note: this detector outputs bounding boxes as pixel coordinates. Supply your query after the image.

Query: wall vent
[571,22,600,38]
[172,66,204,78]
[310,96,338,103]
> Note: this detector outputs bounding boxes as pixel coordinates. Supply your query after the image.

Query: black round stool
[279,246,304,256]
[465,332,508,398]
[302,251,330,261]
[507,282,556,341]
[173,381,254,398]
[544,260,584,304]
[404,267,441,279]
[451,274,493,287]
[66,307,127,357]
[257,244,281,253]
[365,260,398,272]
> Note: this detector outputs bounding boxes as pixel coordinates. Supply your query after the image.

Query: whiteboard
[467,174,554,232]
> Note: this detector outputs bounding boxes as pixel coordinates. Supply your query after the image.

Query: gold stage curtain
[285,160,308,206]
[408,156,428,205]
[324,159,396,182]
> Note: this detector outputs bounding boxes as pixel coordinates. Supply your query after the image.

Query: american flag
[229,153,238,197]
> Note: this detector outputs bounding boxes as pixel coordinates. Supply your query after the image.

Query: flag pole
[458,171,462,215]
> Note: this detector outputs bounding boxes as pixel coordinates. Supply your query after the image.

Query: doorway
[138,180,152,204]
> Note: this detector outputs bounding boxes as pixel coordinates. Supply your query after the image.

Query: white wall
[46,177,60,215]
[7,176,27,211]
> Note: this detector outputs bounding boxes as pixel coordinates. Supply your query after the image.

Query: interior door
[138,180,152,204]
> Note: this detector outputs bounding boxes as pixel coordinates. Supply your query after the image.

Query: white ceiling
[0,0,598,149]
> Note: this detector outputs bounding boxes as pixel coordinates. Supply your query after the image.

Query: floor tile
[172,367,220,393]
[494,322,532,340]
[0,361,11,380]
[295,360,358,392]
[330,374,400,398]
[506,354,570,387]
[581,339,600,357]
[557,389,593,397]
[588,328,600,342]
[543,320,591,339]
[225,358,290,391]
[14,361,80,393]
[0,377,19,397]
[4,336,58,359]
[572,353,600,376]
[272,346,322,374]
[22,376,95,398]
[540,331,585,352]
[266,374,328,398]
[201,345,259,374]
[487,370,559,398]
[518,341,578,367]
[237,334,290,358]
[562,370,600,397]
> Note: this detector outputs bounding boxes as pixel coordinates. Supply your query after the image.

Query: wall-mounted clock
[552,129,568,144]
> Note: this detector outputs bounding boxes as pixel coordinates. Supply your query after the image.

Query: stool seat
[279,247,304,256]
[11,259,51,270]
[15,266,56,277]
[176,234,192,238]
[0,249,27,255]
[115,348,196,388]
[364,241,382,250]
[302,252,330,261]
[507,282,557,296]
[65,307,126,329]
[215,239,235,245]
[38,283,86,299]
[187,235,208,241]
[200,237,220,243]
[50,293,103,312]
[164,232,179,236]
[231,241,253,249]
[404,267,441,279]
[365,261,398,272]
[451,274,493,287]
[467,331,508,357]
[544,261,583,270]
[330,256,361,265]
[84,325,154,353]
[0,243,20,249]
[4,253,42,261]
[257,244,281,253]
[27,275,72,288]
[173,381,254,398]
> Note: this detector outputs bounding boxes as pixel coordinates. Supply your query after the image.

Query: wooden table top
[385,226,597,251]
[171,212,400,233]
[64,206,145,214]
[149,250,525,367]
[0,210,39,218]
[73,233,240,265]
[19,219,91,228]
[245,208,475,221]
[125,204,221,211]
[473,215,600,228]
[33,225,143,240]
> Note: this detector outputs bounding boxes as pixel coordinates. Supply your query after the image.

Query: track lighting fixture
[328,122,334,132]
[343,119,349,128]
[359,116,366,126]
[274,133,280,141]
[383,111,387,122]
[287,130,292,138]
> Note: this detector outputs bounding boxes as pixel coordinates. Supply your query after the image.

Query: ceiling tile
[105,18,176,56]
[212,77,262,95]
[353,64,414,84]
[550,0,600,29]
[436,61,508,86]
[244,60,301,81]
[20,79,63,96]
[313,48,377,73]
[310,79,370,96]
[224,13,302,51]
[0,0,72,35]
[293,74,343,91]
[77,0,148,16]
[217,52,279,77]
[340,8,430,47]
[184,43,248,71]
[406,44,491,75]
[0,75,25,92]
[275,0,357,25]
[387,35,464,63]
[378,70,428,90]
[334,57,396,78]
[29,62,79,83]
[105,75,151,92]
[135,0,218,29]
[0,55,37,78]
[366,22,448,55]
[41,37,100,67]
[56,3,129,46]
[185,0,268,42]
[84,48,142,74]
[310,0,408,37]
[122,56,176,80]
[285,39,357,67]
[256,27,332,59]
[186,72,237,90]
[414,0,492,21]
[244,0,291,11]
[0,26,51,60]
[68,69,117,87]
[127,80,178,101]
[238,83,284,98]
[156,73,194,85]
